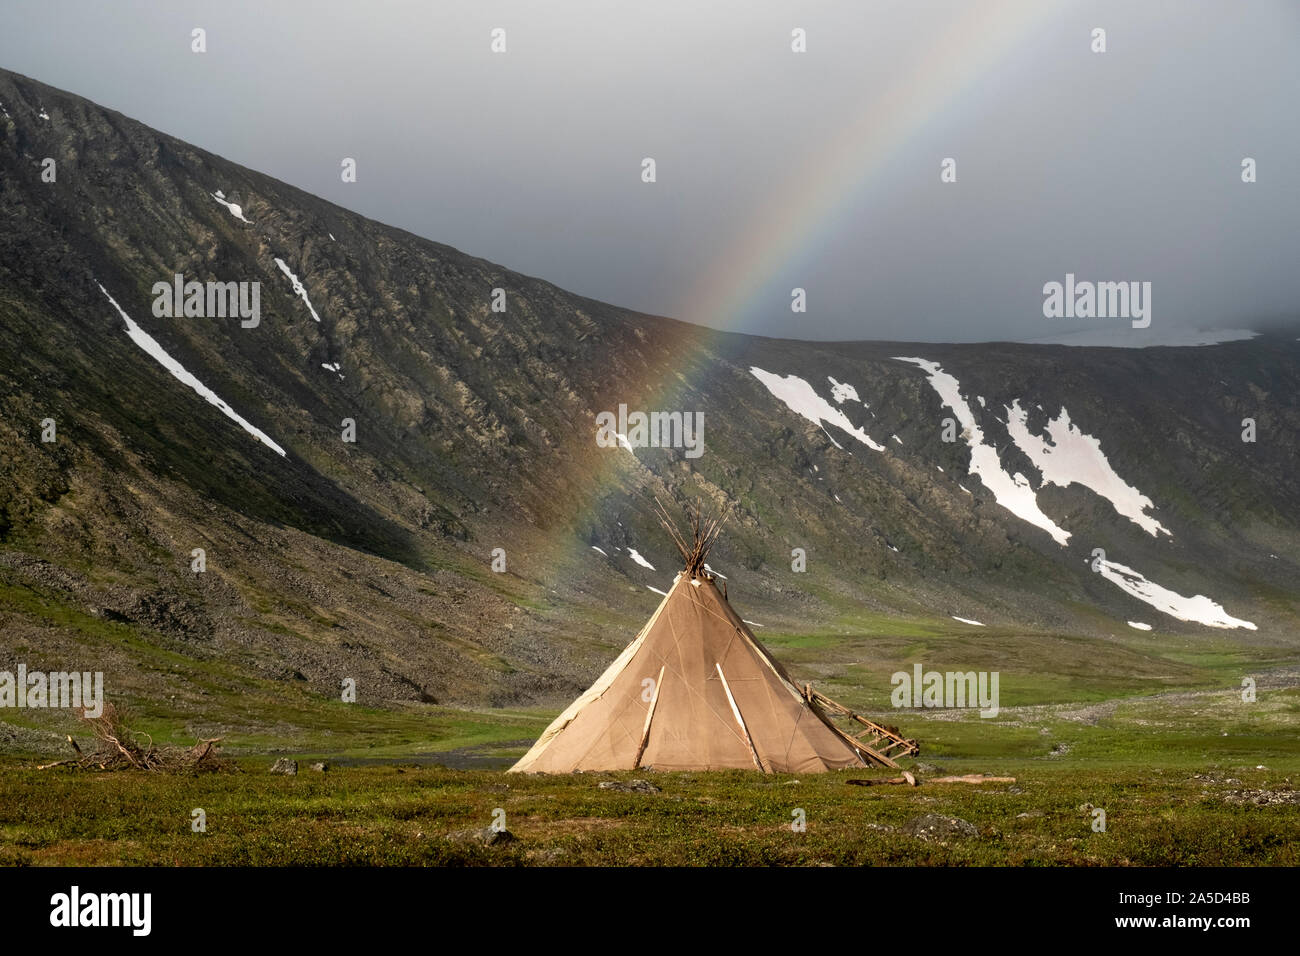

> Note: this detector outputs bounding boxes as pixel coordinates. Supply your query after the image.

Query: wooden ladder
[803,684,920,768]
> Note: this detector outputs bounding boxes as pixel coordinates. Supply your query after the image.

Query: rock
[269,757,298,775]
[1016,810,1044,819]
[1222,789,1300,806]
[900,813,979,842]
[598,779,661,794]
[446,826,517,846]
[309,761,328,772]
[912,762,943,773]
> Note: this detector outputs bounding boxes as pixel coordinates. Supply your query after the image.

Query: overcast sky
[3,1,1297,342]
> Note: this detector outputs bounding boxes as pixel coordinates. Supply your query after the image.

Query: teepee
[510,502,917,774]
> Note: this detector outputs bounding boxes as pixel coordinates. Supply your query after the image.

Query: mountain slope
[1,69,1297,736]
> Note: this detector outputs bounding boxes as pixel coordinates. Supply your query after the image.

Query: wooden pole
[716,663,765,772]
[633,665,666,769]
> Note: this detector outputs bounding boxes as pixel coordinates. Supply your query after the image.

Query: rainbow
[546,0,1064,578]
[680,0,1062,334]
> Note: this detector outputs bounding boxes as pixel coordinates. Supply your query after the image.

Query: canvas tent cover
[510,573,870,774]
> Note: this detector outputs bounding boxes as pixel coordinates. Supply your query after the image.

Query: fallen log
[846,771,917,787]
[846,772,1015,787]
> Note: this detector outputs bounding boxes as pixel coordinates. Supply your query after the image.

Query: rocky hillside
[1,68,1297,723]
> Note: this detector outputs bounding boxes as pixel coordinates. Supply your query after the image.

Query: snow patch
[211,191,252,224]
[646,586,668,597]
[320,361,344,379]
[627,548,656,570]
[1005,400,1168,537]
[952,616,985,627]
[750,367,885,451]
[743,619,765,628]
[703,563,727,579]
[590,546,608,556]
[97,283,286,457]
[895,357,1070,546]
[1127,621,1152,631]
[273,258,322,322]
[827,376,860,404]
[1095,558,1256,630]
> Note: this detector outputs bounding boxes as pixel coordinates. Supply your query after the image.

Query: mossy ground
[2,655,1296,866]
[1,758,1296,866]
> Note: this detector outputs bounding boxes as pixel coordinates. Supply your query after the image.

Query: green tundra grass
[1,655,1297,866]
[1,758,1296,867]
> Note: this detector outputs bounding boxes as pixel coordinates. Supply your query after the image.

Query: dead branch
[37,702,236,774]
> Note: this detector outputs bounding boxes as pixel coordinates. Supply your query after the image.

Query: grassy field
[2,664,1297,866]
[3,596,1296,867]
[1,759,1296,866]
